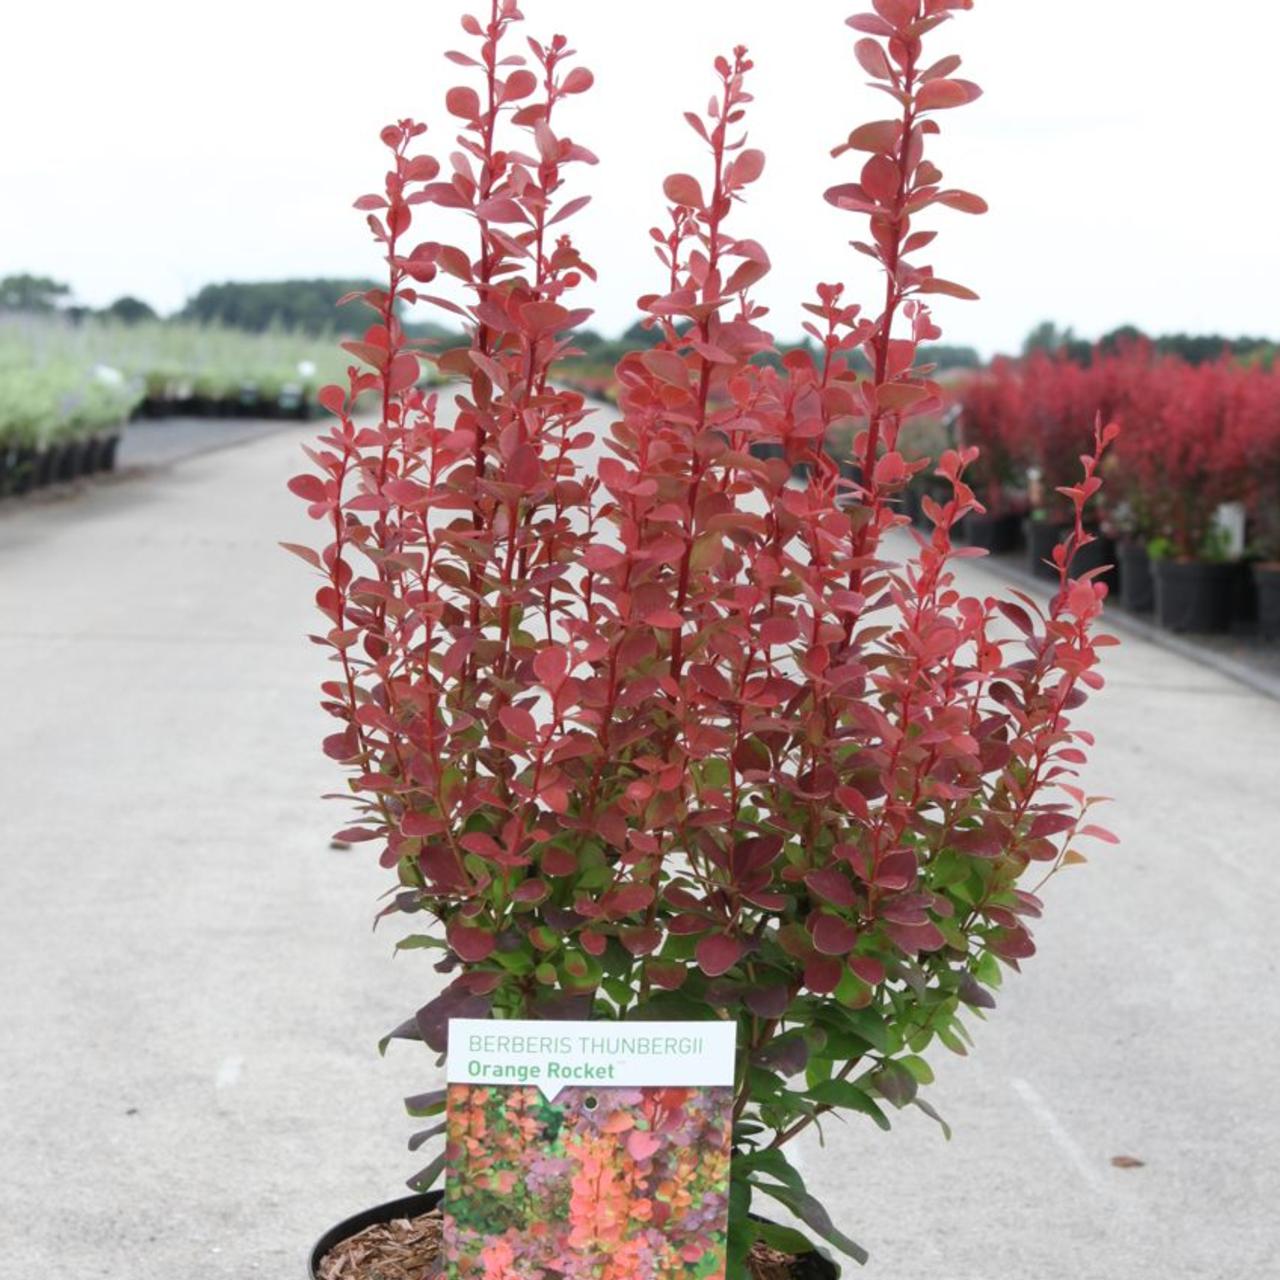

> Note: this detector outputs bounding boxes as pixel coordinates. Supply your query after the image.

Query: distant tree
[178,279,380,334]
[918,343,981,370]
[403,318,466,346]
[1152,332,1272,365]
[622,319,663,347]
[103,295,158,325]
[0,273,71,314]
[1021,319,1066,355]
[1022,320,1091,366]
[1096,323,1146,356]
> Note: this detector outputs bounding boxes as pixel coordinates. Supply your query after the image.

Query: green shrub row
[0,316,354,445]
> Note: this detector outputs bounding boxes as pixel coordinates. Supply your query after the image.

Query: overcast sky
[4,0,1276,355]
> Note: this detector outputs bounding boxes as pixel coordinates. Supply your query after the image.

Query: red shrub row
[958,346,1280,558]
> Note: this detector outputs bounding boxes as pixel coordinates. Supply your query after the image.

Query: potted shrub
[1014,351,1105,580]
[1133,359,1249,633]
[290,2,1118,1275]
[0,369,60,492]
[1244,382,1280,640]
[960,351,1116,582]
[954,358,1028,553]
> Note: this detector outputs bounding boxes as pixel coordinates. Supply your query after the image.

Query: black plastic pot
[10,446,36,495]
[1231,560,1258,629]
[53,440,84,482]
[1153,559,1235,633]
[1117,540,1154,613]
[901,485,923,529]
[1026,518,1068,581]
[960,511,1022,554]
[33,446,57,489]
[1067,530,1117,590]
[309,1191,840,1279]
[1254,564,1280,640]
[99,433,121,473]
[1026,519,1112,584]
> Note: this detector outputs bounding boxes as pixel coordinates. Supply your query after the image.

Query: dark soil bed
[316,1207,807,1279]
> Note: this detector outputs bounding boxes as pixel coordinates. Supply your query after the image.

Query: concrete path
[1,416,1277,1278]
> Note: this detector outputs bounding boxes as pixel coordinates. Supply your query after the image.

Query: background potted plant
[1243,388,1280,640]
[958,350,1115,582]
[291,2,1117,1275]
[1131,359,1248,633]
[954,358,1028,553]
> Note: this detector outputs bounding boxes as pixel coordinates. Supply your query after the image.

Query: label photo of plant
[443,1083,733,1279]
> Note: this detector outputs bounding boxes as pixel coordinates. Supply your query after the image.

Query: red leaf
[322,728,358,761]
[936,188,989,214]
[501,70,537,102]
[1081,824,1120,845]
[847,14,894,35]
[804,954,844,994]
[663,173,704,208]
[520,301,571,336]
[916,78,983,111]
[997,600,1035,636]
[563,66,594,94]
[845,120,901,153]
[288,474,326,502]
[1028,812,1076,839]
[384,477,427,506]
[446,86,481,119]
[730,149,766,186]
[695,934,742,977]
[533,646,569,687]
[645,609,684,629]
[917,277,980,301]
[475,197,527,224]
[499,705,538,742]
[388,353,419,393]
[447,920,496,962]
[873,0,916,23]
[855,38,893,80]
[861,153,900,203]
[459,833,504,860]
[279,542,321,569]
[582,545,624,572]
[317,384,346,416]
[811,913,860,955]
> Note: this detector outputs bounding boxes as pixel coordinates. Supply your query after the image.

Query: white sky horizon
[4,0,1277,357]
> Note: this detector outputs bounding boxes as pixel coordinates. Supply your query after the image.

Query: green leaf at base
[751,1178,870,1266]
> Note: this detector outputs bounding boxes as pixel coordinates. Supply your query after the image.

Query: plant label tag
[443,1019,736,1278]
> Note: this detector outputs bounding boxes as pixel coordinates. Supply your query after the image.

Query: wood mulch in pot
[316,1207,809,1279]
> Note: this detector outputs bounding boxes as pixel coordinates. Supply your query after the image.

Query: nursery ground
[0,410,1277,1279]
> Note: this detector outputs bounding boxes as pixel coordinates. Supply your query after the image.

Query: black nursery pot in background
[33,446,57,489]
[959,511,1022,554]
[1026,519,1115,586]
[1117,540,1155,613]
[54,439,90,482]
[1026,518,1067,581]
[1254,564,1280,640]
[1231,560,1258,630]
[1153,559,1235,633]
[1065,530,1117,590]
[308,1191,841,1280]
[99,433,121,473]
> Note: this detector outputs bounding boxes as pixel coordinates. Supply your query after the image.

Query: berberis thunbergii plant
[289,0,1118,1268]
